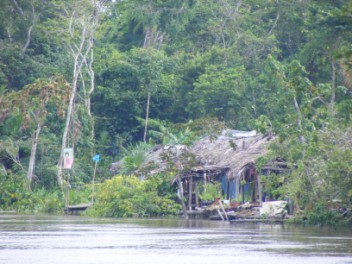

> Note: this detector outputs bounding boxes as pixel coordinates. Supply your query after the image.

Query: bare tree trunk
[58,26,87,182]
[143,92,151,143]
[11,0,24,15]
[79,48,95,141]
[57,3,100,185]
[87,48,95,140]
[27,121,42,190]
[177,176,188,219]
[58,50,82,185]
[22,25,33,54]
[12,0,36,55]
[87,48,94,116]
[293,95,305,144]
[91,160,98,204]
[6,28,13,42]
[188,175,193,211]
[172,145,188,219]
[141,27,164,143]
[143,27,152,49]
[268,12,280,35]
[257,173,262,206]
[142,28,152,143]
[329,57,336,116]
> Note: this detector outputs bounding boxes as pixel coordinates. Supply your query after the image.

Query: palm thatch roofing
[110,130,276,180]
[184,130,274,180]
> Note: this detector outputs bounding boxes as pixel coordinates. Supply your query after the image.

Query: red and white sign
[63,148,74,169]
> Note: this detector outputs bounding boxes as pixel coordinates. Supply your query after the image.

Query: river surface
[0,213,352,264]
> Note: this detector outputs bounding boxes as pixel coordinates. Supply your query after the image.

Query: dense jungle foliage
[0,0,352,224]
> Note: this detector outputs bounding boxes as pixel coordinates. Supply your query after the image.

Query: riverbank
[186,200,352,226]
[2,194,351,227]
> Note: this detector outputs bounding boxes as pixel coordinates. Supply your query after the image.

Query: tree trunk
[57,3,99,185]
[257,173,262,206]
[188,175,193,211]
[143,92,151,143]
[27,122,42,190]
[87,49,95,110]
[91,160,98,205]
[85,43,96,141]
[58,52,81,185]
[142,27,152,143]
[21,25,33,54]
[329,57,336,116]
[177,176,188,219]
[12,0,36,55]
[293,95,305,144]
[141,27,164,143]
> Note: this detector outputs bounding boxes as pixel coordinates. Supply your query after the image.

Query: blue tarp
[228,180,237,199]
[222,175,237,199]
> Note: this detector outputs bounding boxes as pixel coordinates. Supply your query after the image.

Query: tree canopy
[0,0,351,219]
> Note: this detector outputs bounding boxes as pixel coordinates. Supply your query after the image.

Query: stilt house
[111,130,278,210]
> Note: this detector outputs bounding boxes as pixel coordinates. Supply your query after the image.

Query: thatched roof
[110,130,275,180]
[186,130,273,180]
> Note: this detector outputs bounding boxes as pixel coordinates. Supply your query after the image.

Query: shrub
[306,202,340,226]
[87,175,181,217]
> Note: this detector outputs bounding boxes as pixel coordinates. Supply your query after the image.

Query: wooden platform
[230,218,284,224]
[64,204,91,215]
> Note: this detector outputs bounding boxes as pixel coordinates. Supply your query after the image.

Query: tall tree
[56,0,105,185]
[109,0,195,142]
[298,0,352,114]
[0,77,70,189]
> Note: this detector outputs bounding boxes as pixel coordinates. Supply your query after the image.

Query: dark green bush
[306,202,340,226]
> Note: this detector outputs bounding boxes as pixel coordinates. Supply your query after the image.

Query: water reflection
[0,213,351,264]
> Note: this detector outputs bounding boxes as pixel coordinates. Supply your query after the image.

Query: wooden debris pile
[192,200,287,223]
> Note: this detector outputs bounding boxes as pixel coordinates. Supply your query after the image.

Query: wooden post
[195,183,199,208]
[242,183,245,204]
[27,122,42,190]
[189,177,192,211]
[217,208,224,221]
[177,176,188,219]
[91,160,97,205]
[219,200,228,220]
[65,170,70,207]
[227,179,230,200]
[257,173,262,206]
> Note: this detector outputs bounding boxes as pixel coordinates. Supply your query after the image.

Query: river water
[0,213,351,264]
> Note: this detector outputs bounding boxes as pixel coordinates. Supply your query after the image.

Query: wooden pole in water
[219,200,228,220]
[257,173,262,206]
[91,160,97,205]
[65,170,70,207]
[195,183,199,208]
[217,208,224,221]
[188,175,193,211]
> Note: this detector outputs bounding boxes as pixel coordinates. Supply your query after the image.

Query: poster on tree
[63,148,74,169]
